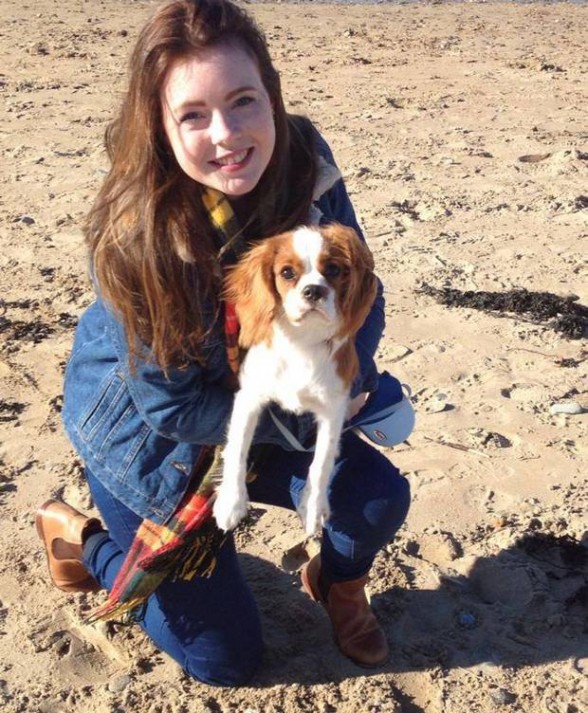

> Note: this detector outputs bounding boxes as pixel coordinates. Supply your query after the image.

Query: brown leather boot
[301,554,389,667]
[35,499,103,593]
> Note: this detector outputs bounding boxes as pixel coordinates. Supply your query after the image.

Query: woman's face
[161,43,276,197]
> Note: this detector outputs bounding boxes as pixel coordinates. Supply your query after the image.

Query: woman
[36,0,410,686]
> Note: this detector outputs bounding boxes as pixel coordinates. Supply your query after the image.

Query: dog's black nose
[302,284,328,303]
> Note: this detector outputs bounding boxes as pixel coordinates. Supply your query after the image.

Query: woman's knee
[183,633,264,687]
[330,441,411,541]
[145,602,264,687]
[385,465,411,525]
[141,546,265,687]
[359,466,410,546]
[335,436,410,505]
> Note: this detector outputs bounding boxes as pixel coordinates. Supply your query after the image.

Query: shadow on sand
[243,531,587,688]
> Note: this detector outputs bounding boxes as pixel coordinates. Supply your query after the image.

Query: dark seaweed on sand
[419,285,588,339]
[0,315,55,344]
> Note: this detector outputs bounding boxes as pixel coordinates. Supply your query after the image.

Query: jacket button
[171,461,190,475]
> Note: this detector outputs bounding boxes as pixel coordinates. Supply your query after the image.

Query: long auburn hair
[86,0,317,369]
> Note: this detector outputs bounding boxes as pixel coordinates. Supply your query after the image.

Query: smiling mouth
[211,148,252,168]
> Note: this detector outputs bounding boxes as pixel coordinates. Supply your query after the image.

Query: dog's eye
[324,262,342,279]
[280,266,297,281]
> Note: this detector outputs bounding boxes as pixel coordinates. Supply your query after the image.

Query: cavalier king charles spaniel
[213,223,378,535]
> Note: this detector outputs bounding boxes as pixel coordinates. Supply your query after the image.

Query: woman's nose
[209,110,240,144]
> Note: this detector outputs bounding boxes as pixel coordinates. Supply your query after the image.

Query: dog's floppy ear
[322,223,378,337]
[224,240,279,348]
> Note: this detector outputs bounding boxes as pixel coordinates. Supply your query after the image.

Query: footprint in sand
[30,610,128,686]
[469,558,549,609]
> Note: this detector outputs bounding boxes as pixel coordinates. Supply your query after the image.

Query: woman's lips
[211,148,253,171]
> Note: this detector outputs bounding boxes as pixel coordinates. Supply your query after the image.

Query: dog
[212,223,378,535]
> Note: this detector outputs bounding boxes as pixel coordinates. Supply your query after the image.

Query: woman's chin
[214,172,263,197]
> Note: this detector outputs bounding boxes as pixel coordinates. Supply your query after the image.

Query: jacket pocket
[78,368,127,443]
[76,369,151,478]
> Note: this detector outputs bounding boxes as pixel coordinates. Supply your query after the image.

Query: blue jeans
[83,432,410,686]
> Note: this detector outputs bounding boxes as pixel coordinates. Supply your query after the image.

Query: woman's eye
[324,263,342,278]
[280,266,296,281]
[234,95,255,109]
[180,110,206,123]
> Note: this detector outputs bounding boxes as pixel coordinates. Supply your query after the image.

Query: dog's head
[224,224,378,348]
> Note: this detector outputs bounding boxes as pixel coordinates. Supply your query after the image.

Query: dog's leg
[298,406,346,536]
[213,389,263,532]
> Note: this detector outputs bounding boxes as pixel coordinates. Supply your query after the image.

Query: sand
[0,0,586,711]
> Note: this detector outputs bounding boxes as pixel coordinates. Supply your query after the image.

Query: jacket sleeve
[108,309,234,444]
[314,135,386,397]
[107,304,316,448]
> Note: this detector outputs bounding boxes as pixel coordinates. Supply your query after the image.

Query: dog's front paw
[298,486,330,536]
[213,485,249,532]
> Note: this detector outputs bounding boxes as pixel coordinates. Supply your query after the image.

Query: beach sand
[0,1,586,711]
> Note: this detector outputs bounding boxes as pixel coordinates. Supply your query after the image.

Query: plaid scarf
[202,187,247,373]
[86,188,246,623]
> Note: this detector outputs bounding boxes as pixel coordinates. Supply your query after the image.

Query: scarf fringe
[84,525,227,624]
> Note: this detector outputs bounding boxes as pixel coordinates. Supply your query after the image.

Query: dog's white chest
[240,339,345,415]
[276,362,330,413]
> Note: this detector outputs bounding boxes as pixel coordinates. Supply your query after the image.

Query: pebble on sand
[549,402,585,416]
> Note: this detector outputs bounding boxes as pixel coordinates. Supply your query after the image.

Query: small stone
[29,41,50,55]
[457,611,478,629]
[549,402,585,415]
[492,515,509,528]
[574,656,588,676]
[427,393,449,413]
[107,674,131,693]
[469,428,511,449]
[19,215,36,225]
[490,688,516,705]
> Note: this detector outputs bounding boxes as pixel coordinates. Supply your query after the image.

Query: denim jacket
[62,133,385,523]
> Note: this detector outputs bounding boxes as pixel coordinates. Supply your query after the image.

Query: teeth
[216,149,248,166]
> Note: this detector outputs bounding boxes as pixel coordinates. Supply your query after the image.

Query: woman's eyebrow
[174,85,260,113]
[225,85,258,100]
